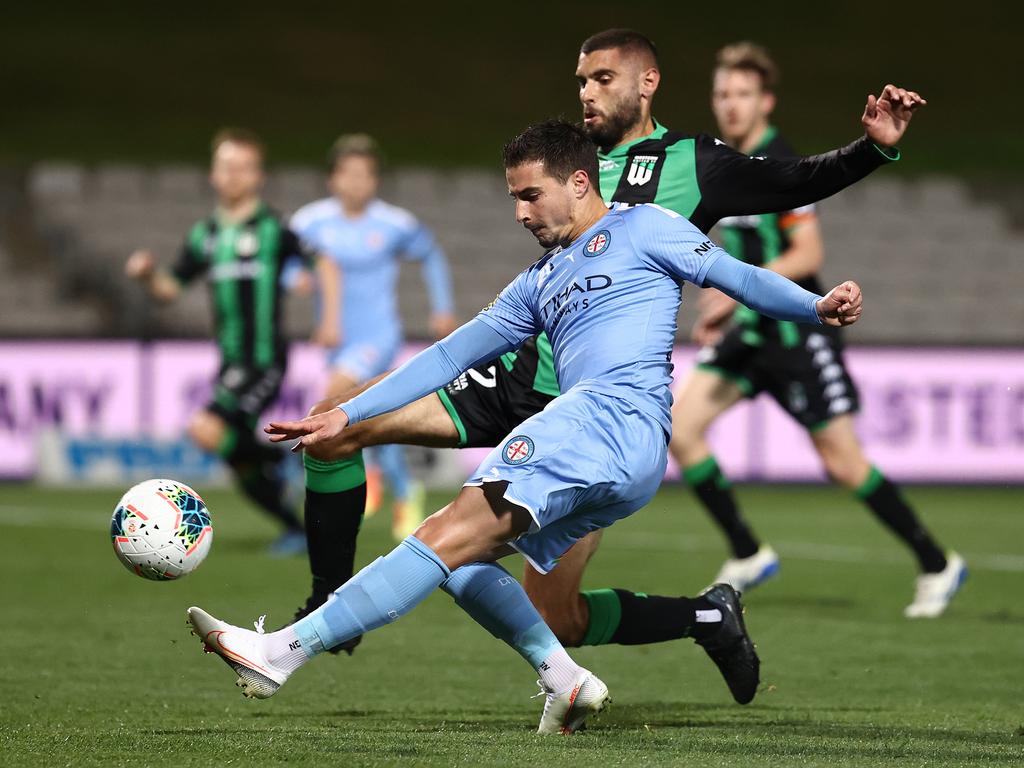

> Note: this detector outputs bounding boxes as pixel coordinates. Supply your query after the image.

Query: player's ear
[762,90,776,117]
[571,169,591,199]
[640,67,660,99]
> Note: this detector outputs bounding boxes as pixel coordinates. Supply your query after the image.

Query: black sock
[221,427,302,532]
[857,468,947,573]
[304,486,365,605]
[683,456,759,559]
[302,453,368,606]
[581,588,720,646]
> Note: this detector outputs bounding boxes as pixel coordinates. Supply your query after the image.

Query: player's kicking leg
[188,480,608,733]
[522,531,760,705]
[811,415,967,618]
[670,366,780,592]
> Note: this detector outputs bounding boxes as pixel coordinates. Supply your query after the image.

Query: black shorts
[696,324,860,431]
[436,340,556,448]
[207,362,286,430]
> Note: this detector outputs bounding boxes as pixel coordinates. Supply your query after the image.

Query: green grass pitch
[1,482,1022,767]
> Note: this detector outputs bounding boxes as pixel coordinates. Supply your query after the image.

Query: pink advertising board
[1,341,1022,482]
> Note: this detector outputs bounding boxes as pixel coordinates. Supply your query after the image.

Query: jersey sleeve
[474,269,539,348]
[339,318,517,425]
[170,223,209,284]
[400,218,456,314]
[694,134,898,221]
[629,204,728,286]
[280,226,318,268]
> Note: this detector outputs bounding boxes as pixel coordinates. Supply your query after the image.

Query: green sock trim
[304,452,367,493]
[216,427,238,459]
[435,389,468,447]
[682,455,728,488]
[854,466,885,499]
[581,589,622,646]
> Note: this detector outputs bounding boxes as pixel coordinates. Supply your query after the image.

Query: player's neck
[216,196,261,224]
[561,197,610,247]
[606,115,657,153]
[734,122,771,155]
[338,197,372,218]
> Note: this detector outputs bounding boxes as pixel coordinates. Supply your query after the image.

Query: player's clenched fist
[815,280,862,327]
[266,408,350,451]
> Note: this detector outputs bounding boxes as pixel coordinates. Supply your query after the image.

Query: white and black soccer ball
[110,479,213,581]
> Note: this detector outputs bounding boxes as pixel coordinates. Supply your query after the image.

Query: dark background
[1,1,1016,174]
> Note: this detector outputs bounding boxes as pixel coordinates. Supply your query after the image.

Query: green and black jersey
[517,123,898,392]
[173,203,315,368]
[716,126,824,348]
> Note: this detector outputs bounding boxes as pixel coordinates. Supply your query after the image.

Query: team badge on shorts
[502,435,535,465]
[584,230,610,257]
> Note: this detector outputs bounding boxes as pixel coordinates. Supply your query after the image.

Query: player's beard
[583,92,644,150]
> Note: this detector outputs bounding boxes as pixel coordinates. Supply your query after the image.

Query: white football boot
[713,545,780,593]
[536,669,610,735]
[187,607,290,698]
[904,552,968,618]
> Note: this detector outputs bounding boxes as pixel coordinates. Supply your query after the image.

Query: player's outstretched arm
[125,250,180,302]
[696,85,925,222]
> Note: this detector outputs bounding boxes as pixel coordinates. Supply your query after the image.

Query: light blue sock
[375,443,411,500]
[292,536,450,655]
[441,561,562,668]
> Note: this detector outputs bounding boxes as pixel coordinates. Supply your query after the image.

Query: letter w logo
[627,155,658,186]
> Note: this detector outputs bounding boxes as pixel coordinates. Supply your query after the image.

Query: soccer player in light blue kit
[291,134,457,538]
[188,121,862,734]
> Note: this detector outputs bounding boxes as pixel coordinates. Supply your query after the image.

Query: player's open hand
[816,280,862,327]
[862,84,926,147]
[265,408,349,451]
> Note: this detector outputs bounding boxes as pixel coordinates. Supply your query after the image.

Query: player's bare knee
[187,412,222,453]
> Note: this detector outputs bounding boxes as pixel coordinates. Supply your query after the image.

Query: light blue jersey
[291,197,454,378]
[340,202,822,571]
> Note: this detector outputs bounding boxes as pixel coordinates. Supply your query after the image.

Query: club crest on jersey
[235,231,260,257]
[502,435,535,465]
[585,230,610,257]
[627,154,658,186]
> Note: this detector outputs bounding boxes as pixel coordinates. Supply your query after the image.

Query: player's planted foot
[904,552,967,618]
[268,529,307,558]
[713,545,780,593]
[536,669,610,735]
[187,607,303,699]
[694,583,760,705]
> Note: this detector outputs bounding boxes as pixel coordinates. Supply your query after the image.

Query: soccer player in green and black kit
[669,43,965,617]
[127,128,340,556]
[269,29,926,695]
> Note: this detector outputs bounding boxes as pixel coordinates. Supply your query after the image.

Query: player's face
[506,161,576,249]
[711,68,775,145]
[576,48,644,148]
[209,142,264,204]
[330,154,379,211]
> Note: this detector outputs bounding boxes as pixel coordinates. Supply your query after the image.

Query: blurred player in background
[125,128,340,556]
[668,43,966,617]
[291,134,456,542]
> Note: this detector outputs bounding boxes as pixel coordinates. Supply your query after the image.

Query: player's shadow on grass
[980,609,1024,624]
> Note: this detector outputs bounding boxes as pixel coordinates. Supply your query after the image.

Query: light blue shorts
[327,338,399,383]
[465,388,668,574]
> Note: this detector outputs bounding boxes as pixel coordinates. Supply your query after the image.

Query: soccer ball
[110,479,213,581]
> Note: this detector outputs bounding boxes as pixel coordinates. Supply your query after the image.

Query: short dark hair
[580,28,659,67]
[502,119,600,186]
[329,133,382,171]
[210,127,265,161]
[715,42,779,92]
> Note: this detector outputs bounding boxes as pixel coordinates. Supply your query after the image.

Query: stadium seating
[9,165,1022,343]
